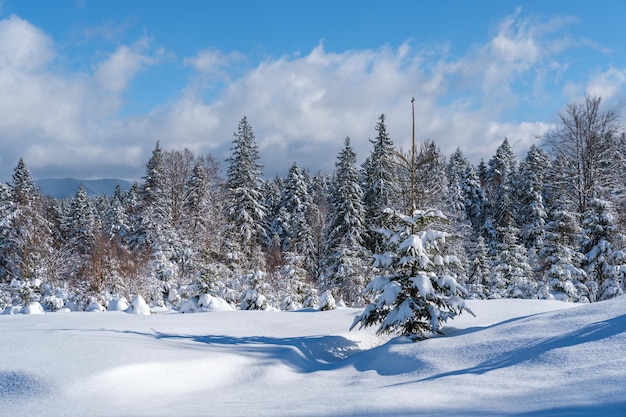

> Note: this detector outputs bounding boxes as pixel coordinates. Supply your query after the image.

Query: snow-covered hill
[0,297,625,416]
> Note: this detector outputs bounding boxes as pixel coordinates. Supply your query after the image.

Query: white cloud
[586,67,626,101]
[0,11,622,182]
[0,15,54,71]
[183,48,243,74]
[94,39,161,94]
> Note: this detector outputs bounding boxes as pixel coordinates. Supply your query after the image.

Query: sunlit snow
[0,297,625,416]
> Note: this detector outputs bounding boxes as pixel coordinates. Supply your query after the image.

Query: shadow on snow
[0,371,50,399]
[108,328,423,376]
[419,313,626,382]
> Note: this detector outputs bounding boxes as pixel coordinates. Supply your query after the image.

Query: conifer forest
[1,94,625,324]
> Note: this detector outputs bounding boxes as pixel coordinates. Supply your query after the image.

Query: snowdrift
[0,297,624,416]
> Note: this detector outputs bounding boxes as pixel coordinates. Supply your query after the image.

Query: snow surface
[0,298,625,416]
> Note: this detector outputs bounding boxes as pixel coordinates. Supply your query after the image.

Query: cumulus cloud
[94,38,162,94]
[0,15,158,179]
[586,67,626,101]
[0,10,624,182]
[0,14,54,71]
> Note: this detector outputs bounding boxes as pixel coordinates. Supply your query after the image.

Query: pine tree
[361,114,399,253]
[351,208,473,341]
[516,145,550,254]
[224,116,267,260]
[413,140,448,211]
[486,138,518,232]
[490,221,536,299]
[282,163,315,269]
[580,198,625,301]
[124,182,145,248]
[461,165,487,234]
[104,184,129,240]
[446,148,469,213]
[465,235,491,299]
[538,194,587,302]
[324,137,370,306]
[308,172,331,283]
[67,184,95,256]
[0,159,55,304]
[12,158,38,206]
[142,142,165,207]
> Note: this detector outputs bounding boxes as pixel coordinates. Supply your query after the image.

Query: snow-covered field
[1,297,625,416]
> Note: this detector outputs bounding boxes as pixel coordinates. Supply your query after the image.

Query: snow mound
[85,300,104,312]
[179,295,235,313]
[2,306,23,315]
[21,302,44,315]
[198,294,235,311]
[107,298,129,311]
[125,295,150,315]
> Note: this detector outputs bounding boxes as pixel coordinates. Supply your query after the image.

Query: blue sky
[0,0,625,181]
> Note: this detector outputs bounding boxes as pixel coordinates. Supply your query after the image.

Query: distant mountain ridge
[35,178,134,199]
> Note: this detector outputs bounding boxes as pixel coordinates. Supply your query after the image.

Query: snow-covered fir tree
[351,208,473,341]
[465,235,491,299]
[515,145,550,259]
[446,148,470,213]
[361,114,399,254]
[412,140,448,212]
[580,198,625,301]
[0,159,56,305]
[308,172,331,283]
[538,193,587,302]
[489,221,536,299]
[486,138,518,233]
[281,163,315,272]
[224,116,267,263]
[324,137,371,306]
[66,184,96,256]
[104,184,130,240]
[442,148,474,289]
[461,165,487,234]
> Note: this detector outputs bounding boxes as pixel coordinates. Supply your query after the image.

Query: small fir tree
[351,208,473,341]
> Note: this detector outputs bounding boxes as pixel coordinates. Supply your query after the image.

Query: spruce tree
[66,184,95,256]
[324,137,370,306]
[351,208,473,341]
[362,114,399,253]
[516,145,550,254]
[489,221,535,299]
[465,235,491,299]
[282,163,315,266]
[461,165,487,234]
[539,194,587,301]
[486,138,518,232]
[580,198,625,301]
[413,140,448,211]
[224,116,267,259]
[1,159,55,304]
[446,148,469,213]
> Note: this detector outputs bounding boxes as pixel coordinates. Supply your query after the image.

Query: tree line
[1,95,625,313]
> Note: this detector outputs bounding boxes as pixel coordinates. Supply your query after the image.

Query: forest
[1,94,625,327]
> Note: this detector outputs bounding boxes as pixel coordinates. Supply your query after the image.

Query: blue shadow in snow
[152,331,360,373]
[418,314,626,382]
[124,329,423,376]
[0,371,49,399]
[508,401,626,417]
